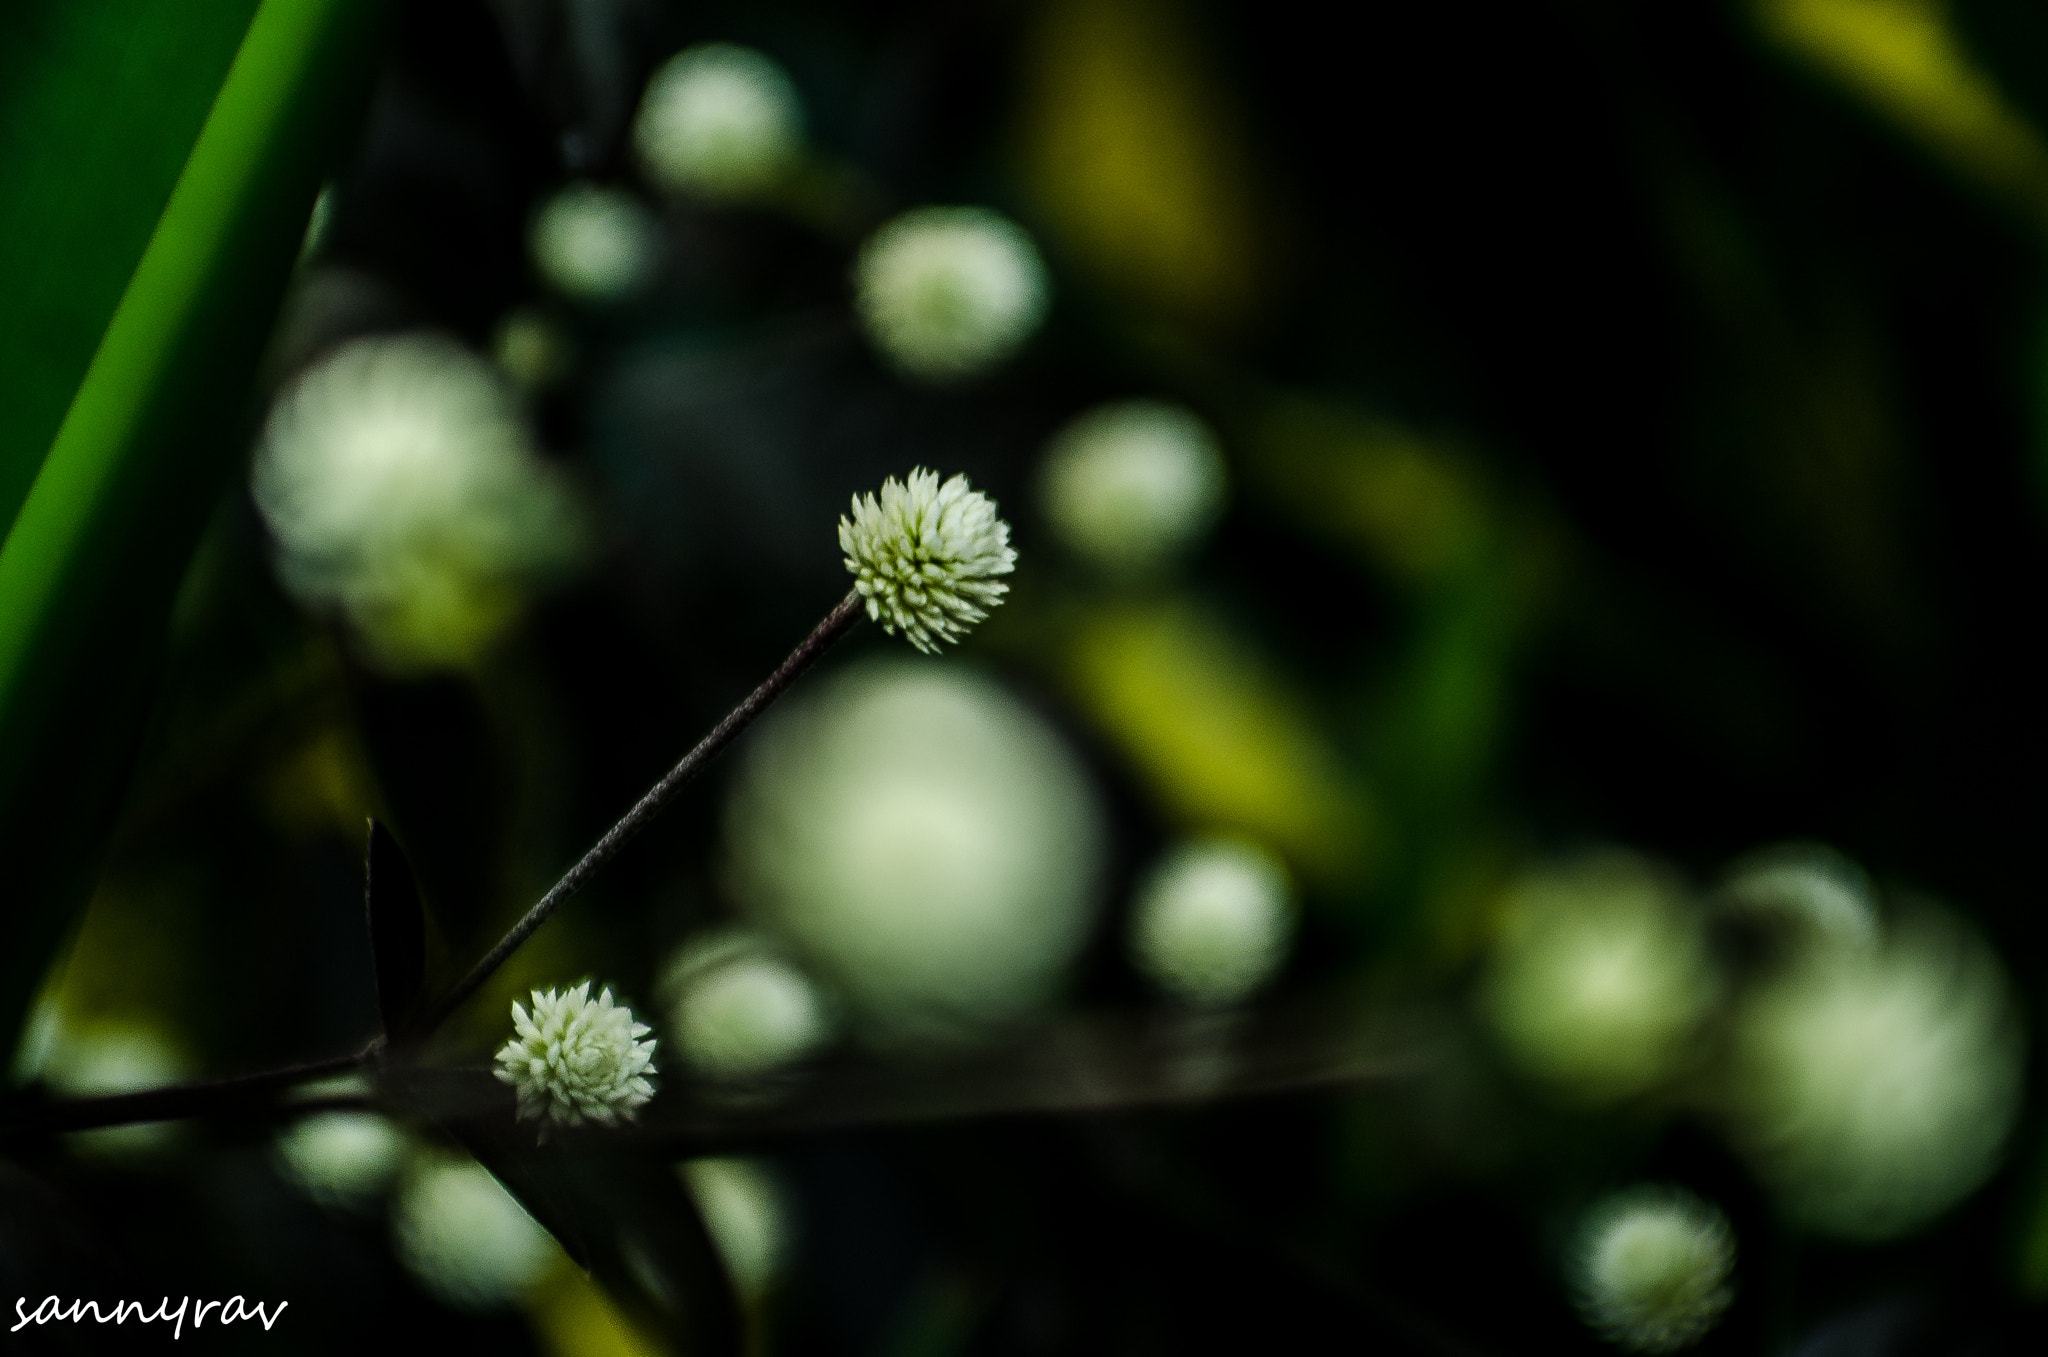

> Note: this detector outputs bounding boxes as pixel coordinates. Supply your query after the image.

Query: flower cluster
[493,983,657,1132]
[1572,1186,1736,1353]
[839,469,1016,652]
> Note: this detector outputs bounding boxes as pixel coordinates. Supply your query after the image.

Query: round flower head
[1038,400,1227,576]
[529,183,661,303]
[252,332,584,672]
[1723,904,2022,1240]
[840,468,1017,652]
[635,43,803,200]
[493,982,657,1133]
[1129,836,1294,1008]
[1481,852,1718,1104]
[725,658,1105,1046]
[1572,1186,1736,1352]
[662,929,834,1080]
[853,206,1049,382]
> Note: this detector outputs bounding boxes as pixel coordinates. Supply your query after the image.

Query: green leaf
[0,0,391,1057]
[0,0,261,534]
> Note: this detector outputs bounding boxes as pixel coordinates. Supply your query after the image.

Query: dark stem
[4,1052,364,1136]
[420,588,866,1031]
[4,590,866,1138]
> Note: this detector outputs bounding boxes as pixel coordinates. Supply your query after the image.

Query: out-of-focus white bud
[1571,1185,1736,1353]
[725,658,1105,1046]
[252,333,585,673]
[1038,400,1227,576]
[1480,852,1718,1103]
[529,183,662,303]
[274,1111,408,1208]
[1723,903,2023,1240]
[662,929,833,1079]
[680,1156,793,1302]
[1129,836,1294,1007]
[391,1155,556,1309]
[853,207,1050,383]
[634,43,804,201]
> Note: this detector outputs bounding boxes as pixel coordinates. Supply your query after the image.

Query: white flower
[635,43,803,200]
[252,333,584,672]
[853,206,1049,382]
[1572,1186,1736,1353]
[392,1155,555,1309]
[1038,400,1227,576]
[529,183,662,302]
[662,930,833,1079]
[493,982,657,1131]
[1481,852,1719,1103]
[274,1111,408,1208]
[839,468,1016,652]
[1724,904,2022,1240]
[1129,836,1294,1007]
[725,658,1105,1045]
[1716,841,1880,955]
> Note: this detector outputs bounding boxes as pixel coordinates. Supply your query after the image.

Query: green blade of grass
[0,0,262,535]
[0,0,390,1056]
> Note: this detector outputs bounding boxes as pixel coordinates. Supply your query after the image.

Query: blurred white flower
[662,929,833,1079]
[1480,853,1718,1103]
[853,206,1049,382]
[725,658,1106,1045]
[274,1111,408,1208]
[1724,904,2022,1240]
[494,983,657,1133]
[1038,400,1227,576]
[635,43,803,200]
[1129,836,1294,1008]
[392,1156,555,1309]
[252,333,584,672]
[1572,1186,1736,1353]
[530,183,662,303]
[681,1156,793,1302]
[1716,841,1880,955]
[839,468,1016,652]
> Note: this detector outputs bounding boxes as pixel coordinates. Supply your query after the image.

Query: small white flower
[635,43,804,200]
[530,183,662,303]
[853,206,1049,382]
[493,982,657,1132]
[1572,1186,1736,1353]
[839,468,1016,652]
[1129,836,1294,1007]
[1038,400,1227,576]
[274,1111,408,1208]
[662,930,833,1079]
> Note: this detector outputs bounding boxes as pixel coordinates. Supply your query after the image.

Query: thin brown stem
[420,588,866,1031]
[2,590,867,1139]
[3,1051,364,1137]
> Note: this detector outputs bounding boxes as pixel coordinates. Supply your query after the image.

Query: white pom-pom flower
[1572,1186,1736,1353]
[252,332,583,672]
[725,658,1105,1046]
[635,43,804,200]
[853,206,1049,382]
[493,982,657,1133]
[662,929,834,1080]
[839,468,1016,653]
[1723,904,2022,1240]
[1038,400,1228,576]
[1129,836,1294,1008]
[1480,852,1719,1104]
[529,183,661,303]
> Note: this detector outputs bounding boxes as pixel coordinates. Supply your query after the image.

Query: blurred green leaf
[0,0,260,532]
[0,0,389,1058]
